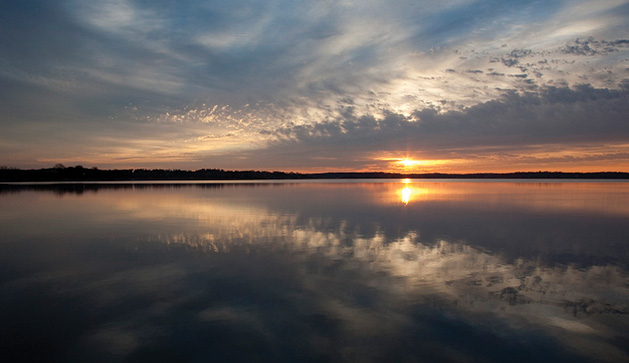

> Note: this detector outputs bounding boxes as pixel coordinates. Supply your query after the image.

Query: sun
[397,158,422,168]
[380,156,448,172]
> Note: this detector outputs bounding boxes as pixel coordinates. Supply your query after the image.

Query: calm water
[1,180,628,362]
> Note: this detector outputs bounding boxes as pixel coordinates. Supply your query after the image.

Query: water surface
[1,180,628,362]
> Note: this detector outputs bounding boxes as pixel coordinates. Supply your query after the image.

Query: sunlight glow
[376,157,451,173]
[398,158,422,168]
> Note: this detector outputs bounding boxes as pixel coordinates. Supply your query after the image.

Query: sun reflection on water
[398,179,425,205]
[401,186,412,205]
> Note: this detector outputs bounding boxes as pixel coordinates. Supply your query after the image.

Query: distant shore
[1,166,628,182]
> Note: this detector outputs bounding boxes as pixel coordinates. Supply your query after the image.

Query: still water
[1,180,628,362]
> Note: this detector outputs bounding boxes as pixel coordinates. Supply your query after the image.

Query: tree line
[1,165,628,182]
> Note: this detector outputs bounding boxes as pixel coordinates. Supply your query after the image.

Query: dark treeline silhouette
[1,165,628,182]
[0,165,301,182]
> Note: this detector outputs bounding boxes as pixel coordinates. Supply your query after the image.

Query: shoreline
[1,166,628,183]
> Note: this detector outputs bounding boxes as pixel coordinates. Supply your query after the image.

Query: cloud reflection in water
[152,221,629,361]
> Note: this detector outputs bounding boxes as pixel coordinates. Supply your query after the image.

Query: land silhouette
[1,165,628,182]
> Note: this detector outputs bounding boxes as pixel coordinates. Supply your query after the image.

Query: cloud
[204,84,629,171]
[292,84,627,145]
[562,37,629,55]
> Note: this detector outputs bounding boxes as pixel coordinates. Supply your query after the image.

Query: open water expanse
[1,179,628,362]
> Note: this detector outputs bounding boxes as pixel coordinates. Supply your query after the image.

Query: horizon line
[2,166,629,182]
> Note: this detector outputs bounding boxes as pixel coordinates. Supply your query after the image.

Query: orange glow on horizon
[31,145,629,174]
[377,157,452,173]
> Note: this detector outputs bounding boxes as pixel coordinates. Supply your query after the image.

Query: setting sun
[398,158,422,168]
[387,157,448,172]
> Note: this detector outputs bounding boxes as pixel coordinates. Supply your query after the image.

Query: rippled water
[1,180,628,362]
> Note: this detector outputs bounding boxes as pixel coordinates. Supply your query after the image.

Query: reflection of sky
[1,181,629,361]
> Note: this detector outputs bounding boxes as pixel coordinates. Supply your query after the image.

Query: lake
[1,180,628,362]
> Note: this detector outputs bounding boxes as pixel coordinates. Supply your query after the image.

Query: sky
[1,0,629,173]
